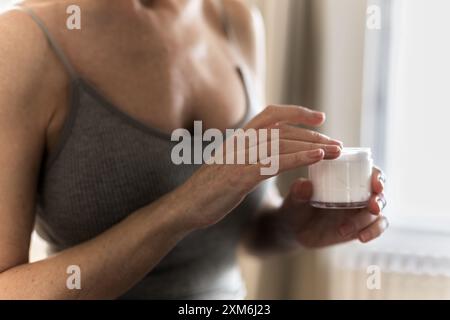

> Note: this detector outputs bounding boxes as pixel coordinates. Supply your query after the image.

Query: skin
[0,0,387,299]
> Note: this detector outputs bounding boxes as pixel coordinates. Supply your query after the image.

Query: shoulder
[0,8,50,83]
[222,0,266,75]
[0,6,68,126]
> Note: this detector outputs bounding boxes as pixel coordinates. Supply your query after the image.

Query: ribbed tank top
[15,3,266,299]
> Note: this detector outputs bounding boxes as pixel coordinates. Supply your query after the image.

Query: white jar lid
[333,148,372,162]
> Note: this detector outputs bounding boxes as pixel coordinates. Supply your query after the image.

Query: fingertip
[299,178,313,191]
[358,232,371,243]
[317,112,326,122]
[297,180,313,200]
[307,148,325,161]
[379,173,385,190]
[312,116,326,127]
[306,111,326,127]
[372,171,384,194]
[291,178,313,201]
[318,148,325,158]
[323,148,342,160]
[368,196,381,215]
[330,139,344,147]
[358,216,389,243]
[378,180,384,194]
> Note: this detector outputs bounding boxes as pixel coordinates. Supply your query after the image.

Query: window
[362,0,450,233]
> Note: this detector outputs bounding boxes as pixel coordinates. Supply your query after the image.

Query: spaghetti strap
[218,0,236,43]
[13,5,79,81]
[218,0,250,74]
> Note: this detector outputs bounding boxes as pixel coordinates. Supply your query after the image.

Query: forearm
[241,180,299,256]
[242,207,299,256]
[0,187,195,300]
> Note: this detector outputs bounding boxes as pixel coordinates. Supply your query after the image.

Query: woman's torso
[16,0,265,299]
[26,0,251,151]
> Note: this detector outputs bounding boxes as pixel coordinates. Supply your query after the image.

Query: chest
[75,30,248,134]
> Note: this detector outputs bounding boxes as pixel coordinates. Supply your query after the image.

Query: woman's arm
[0,192,195,299]
[0,12,198,299]
[0,27,201,294]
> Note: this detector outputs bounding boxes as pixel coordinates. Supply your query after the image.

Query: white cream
[308,148,373,209]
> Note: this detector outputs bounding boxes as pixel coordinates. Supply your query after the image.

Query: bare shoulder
[222,0,265,74]
[0,6,58,271]
[0,6,67,126]
[0,9,49,85]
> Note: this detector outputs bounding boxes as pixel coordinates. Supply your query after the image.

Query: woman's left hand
[279,167,388,248]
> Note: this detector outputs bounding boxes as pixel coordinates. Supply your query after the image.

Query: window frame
[361,0,450,256]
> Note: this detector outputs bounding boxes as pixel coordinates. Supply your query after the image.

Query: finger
[283,178,313,208]
[223,127,342,159]
[277,124,343,147]
[252,139,341,159]
[238,149,325,179]
[338,210,378,238]
[368,193,386,216]
[358,216,389,243]
[245,105,325,130]
[237,139,336,166]
[276,149,325,173]
[371,166,386,194]
[278,140,341,159]
[291,178,313,201]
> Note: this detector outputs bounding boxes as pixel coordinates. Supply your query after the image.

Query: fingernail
[330,139,344,147]
[324,145,341,153]
[378,174,386,185]
[311,112,325,120]
[308,149,324,159]
[339,223,355,237]
[295,182,311,200]
[377,198,386,212]
[378,178,385,190]
[376,198,384,212]
[359,231,370,243]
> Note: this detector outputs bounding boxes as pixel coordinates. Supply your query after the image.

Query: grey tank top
[16,4,266,299]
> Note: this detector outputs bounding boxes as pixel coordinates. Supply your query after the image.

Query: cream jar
[308,148,373,209]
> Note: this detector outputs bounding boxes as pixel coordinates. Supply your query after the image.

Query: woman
[0,0,387,299]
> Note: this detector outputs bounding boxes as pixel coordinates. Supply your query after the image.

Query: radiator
[328,229,450,300]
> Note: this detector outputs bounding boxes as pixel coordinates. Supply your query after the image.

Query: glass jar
[308,148,373,209]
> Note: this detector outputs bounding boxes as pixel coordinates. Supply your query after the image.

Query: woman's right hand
[177,105,344,229]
